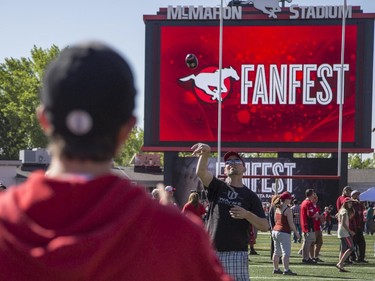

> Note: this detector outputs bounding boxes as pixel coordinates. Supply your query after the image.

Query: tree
[115,126,144,166]
[348,153,375,169]
[0,45,60,159]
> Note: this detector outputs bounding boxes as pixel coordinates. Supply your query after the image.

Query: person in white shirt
[336,198,355,272]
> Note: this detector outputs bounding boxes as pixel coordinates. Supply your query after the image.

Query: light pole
[216,0,224,177]
[337,0,347,177]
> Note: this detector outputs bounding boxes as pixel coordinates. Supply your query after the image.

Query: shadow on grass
[290,274,358,280]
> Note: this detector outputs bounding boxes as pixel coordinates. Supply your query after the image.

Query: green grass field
[248,232,375,280]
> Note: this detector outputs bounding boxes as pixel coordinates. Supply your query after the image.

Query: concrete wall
[0,160,22,187]
[348,169,375,192]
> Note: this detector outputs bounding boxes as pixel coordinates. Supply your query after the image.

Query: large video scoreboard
[143,4,375,152]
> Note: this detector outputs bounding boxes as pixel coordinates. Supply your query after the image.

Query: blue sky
[1,0,374,149]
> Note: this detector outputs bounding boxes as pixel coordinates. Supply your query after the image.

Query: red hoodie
[0,171,231,281]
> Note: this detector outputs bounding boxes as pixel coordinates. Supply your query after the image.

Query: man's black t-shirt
[205,177,265,252]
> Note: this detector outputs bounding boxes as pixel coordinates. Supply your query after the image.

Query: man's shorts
[303,231,316,242]
[217,251,249,281]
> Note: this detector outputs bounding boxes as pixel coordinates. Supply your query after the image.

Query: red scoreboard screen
[143,6,374,152]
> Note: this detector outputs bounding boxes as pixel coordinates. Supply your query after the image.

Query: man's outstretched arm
[191,143,213,187]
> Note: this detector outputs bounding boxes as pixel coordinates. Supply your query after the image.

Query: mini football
[185,54,198,69]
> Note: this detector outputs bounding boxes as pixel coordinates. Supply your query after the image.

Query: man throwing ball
[192,143,269,281]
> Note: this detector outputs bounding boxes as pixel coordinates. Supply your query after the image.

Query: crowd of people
[148,177,374,280]
[264,185,373,275]
[149,166,373,279]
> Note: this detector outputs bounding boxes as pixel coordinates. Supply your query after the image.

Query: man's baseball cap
[351,190,360,197]
[41,42,136,157]
[165,186,176,192]
[280,191,293,200]
[343,186,352,192]
[223,151,245,165]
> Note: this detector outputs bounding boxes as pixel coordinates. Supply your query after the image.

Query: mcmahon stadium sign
[166,5,353,20]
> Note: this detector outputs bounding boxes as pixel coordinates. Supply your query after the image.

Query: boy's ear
[36,105,53,136]
[115,116,136,155]
[118,116,136,143]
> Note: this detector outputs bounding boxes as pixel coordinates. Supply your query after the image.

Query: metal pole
[217,0,223,177]
[337,0,347,177]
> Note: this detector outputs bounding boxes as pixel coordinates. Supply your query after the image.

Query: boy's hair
[305,189,315,197]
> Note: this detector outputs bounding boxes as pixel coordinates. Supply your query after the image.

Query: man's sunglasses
[225,159,243,165]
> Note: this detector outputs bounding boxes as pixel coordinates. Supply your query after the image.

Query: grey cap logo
[66,110,93,135]
[238,0,292,19]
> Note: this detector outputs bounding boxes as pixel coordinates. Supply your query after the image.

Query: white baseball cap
[165,186,176,192]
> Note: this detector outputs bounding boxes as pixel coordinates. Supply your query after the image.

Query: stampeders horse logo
[179,66,239,103]
[236,0,292,19]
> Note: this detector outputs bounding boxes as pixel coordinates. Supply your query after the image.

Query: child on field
[336,198,355,272]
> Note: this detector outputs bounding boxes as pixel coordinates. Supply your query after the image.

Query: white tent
[359,187,375,202]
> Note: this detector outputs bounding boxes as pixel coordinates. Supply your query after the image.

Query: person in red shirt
[271,192,300,275]
[350,190,368,263]
[323,206,334,234]
[310,195,324,262]
[249,224,259,255]
[300,189,320,264]
[0,42,232,281]
[182,191,207,219]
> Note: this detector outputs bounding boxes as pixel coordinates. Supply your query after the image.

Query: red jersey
[182,202,206,219]
[0,171,232,281]
[351,200,365,231]
[273,208,291,234]
[300,198,316,233]
[313,205,321,231]
[336,195,349,212]
[324,211,332,222]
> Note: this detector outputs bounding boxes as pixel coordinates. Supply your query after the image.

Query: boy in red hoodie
[0,42,231,281]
